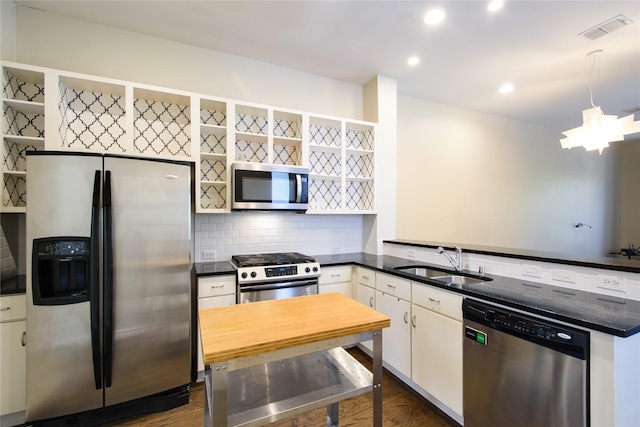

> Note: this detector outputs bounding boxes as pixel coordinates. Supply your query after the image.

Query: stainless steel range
[231,252,321,304]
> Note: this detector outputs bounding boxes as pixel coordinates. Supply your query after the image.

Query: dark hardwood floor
[105,348,459,427]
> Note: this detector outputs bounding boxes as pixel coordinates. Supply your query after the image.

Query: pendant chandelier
[560,50,640,154]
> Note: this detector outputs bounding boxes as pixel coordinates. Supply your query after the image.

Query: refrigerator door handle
[90,170,102,389]
[103,170,114,388]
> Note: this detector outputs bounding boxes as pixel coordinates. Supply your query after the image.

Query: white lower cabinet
[0,295,27,423]
[354,269,376,352]
[375,291,411,378]
[318,265,352,297]
[411,284,463,418]
[196,275,235,380]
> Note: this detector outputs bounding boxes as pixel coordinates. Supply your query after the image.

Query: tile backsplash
[194,212,364,262]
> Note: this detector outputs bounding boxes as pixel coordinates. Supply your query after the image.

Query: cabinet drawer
[197,275,235,298]
[319,266,352,285]
[412,283,462,321]
[0,295,26,322]
[355,267,375,287]
[376,272,411,301]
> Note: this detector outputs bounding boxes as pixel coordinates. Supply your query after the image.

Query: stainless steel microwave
[231,163,309,211]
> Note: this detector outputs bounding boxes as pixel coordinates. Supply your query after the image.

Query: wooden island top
[199,292,390,365]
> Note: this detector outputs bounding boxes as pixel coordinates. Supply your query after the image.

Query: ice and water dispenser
[32,238,91,305]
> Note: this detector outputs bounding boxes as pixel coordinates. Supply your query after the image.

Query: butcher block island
[199,293,391,427]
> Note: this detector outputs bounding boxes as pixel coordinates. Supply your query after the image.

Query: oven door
[238,279,318,304]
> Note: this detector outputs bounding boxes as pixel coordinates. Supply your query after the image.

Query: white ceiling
[15,0,640,132]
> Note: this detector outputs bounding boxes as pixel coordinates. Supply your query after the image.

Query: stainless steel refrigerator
[25,152,192,425]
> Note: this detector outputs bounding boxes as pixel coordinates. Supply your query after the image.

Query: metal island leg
[372,330,383,427]
[204,362,229,427]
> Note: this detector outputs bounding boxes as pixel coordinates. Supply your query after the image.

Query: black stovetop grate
[231,252,316,267]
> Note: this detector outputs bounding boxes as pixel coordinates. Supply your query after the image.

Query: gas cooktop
[231,252,320,284]
[231,252,317,268]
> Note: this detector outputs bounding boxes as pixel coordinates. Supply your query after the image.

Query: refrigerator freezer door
[26,153,104,421]
[104,156,191,406]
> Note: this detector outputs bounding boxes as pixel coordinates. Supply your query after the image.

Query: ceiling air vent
[579,14,634,40]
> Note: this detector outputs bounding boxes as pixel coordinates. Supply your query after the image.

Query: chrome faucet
[436,245,463,271]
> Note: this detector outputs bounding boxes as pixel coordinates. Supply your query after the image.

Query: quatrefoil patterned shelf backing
[308,123,374,210]
[58,81,191,157]
[2,71,45,207]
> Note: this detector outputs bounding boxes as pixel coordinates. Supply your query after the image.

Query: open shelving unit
[2,66,45,213]
[58,76,126,153]
[1,61,377,214]
[198,99,229,212]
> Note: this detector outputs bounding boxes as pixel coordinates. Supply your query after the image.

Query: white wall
[12,5,363,120]
[620,142,640,249]
[0,0,17,61]
[396,95,622,257]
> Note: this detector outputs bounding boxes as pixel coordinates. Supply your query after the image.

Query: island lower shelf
[206,347,372,427]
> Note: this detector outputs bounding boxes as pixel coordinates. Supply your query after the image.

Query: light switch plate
[522,264,543,278]
[552,268,575,283]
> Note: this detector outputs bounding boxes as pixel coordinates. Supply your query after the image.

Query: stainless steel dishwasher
[462,299,589,427]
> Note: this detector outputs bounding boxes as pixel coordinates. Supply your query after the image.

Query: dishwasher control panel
[463,299,589,359]
[488,311,573,343]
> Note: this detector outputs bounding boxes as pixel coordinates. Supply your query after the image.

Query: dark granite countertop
[194,252,640,337]
[1,275,26,296]
[193,261,236,276]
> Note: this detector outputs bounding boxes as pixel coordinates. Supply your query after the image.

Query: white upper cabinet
[1,61,376,214]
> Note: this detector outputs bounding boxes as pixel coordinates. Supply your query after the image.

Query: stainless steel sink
[394,266,450,278]
[431,275,485,286]
[394,265,488,287]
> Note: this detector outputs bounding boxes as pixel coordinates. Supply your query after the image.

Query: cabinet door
[0,320,26,415]
[376,291,411,378]
[354,283,375,352]
[354,267,375,288]
[196,295,236,379]
[319,266,352,297]
[411,304,463,417]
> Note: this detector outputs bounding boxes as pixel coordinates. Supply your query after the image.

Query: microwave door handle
[296,174,302,203]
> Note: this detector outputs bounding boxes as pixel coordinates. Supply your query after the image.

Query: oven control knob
[313,266,318,272]
[241,272,248,279]
[251,271,257,278]
[305,267,311,273]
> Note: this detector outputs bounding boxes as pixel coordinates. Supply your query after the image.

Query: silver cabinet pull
[362,275,370,280]
[21,331,26,347]
[331,273,341,278]
[386,283,396,289]
[411,315,416,328]
[0,306,10,311]
[369,296,374,307]
[211,284,225,289]
[404,312,408,324]
[429,297,440,303]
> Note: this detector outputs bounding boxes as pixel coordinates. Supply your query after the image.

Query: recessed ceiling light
[488,1,504,12]
[499,83,514,94]
[408,56,420,66]
[424,9,446,25]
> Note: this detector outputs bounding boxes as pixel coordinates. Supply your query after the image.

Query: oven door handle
[240,279,318,292]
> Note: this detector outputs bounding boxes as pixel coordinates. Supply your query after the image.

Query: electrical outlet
[407,249,416,258]
[597,274,627,293]
[202,250,216,260]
